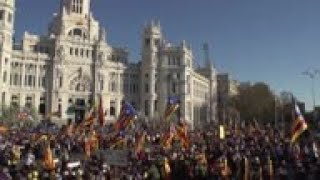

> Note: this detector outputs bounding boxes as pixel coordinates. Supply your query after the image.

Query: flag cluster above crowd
[0,96,317,179]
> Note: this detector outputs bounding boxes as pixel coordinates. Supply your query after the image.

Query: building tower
[140,20,162,122]
[61,0,91,17]
[203,43,218,124]
[0,0,15,109]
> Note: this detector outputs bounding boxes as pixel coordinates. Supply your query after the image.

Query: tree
[0,105,39,127]
[230,82,276,125]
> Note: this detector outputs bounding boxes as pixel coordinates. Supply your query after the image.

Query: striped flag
[43,143,55,170]
[291,104,308,143]
[164,96,180,122]
[114,101,137,132]
[109,131,126,149]
[81,106,96,127]
[176,121,190,149]
[161,124,176,150]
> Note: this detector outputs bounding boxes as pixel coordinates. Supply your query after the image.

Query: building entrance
[74,98,86,124]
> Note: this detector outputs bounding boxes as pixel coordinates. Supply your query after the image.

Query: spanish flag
[43,144,55,171]
[291,104,308,143]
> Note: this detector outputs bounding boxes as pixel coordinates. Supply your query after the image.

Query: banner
[99,150,129,166]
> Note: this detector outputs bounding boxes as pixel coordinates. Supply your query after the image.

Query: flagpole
[274,92,277,129]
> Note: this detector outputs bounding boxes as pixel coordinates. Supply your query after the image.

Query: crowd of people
[0,118,319,180]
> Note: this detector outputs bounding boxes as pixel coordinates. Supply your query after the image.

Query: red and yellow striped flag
[43,144,55,170]
[176,121,190,149]
[291,104,308,143]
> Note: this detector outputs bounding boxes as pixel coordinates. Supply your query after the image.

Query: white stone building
[0,0,218,128]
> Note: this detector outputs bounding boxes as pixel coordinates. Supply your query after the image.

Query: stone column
[35,65,39,89]
[20,93,25,108]
[60,94,68,121]
[21,64,25,87]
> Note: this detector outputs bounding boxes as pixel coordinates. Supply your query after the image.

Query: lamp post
[302,69,318,120]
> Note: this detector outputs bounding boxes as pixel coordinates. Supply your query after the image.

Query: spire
[203,43,212,67]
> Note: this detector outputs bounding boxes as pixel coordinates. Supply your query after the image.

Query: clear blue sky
[14,0,320,111]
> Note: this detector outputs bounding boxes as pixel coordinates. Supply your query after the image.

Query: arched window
[75,83,84,92]
[68,28,87,39]
[73,28,82,36]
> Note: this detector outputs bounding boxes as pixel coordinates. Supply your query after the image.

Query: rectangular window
[145,83,149,93]
[25,96,32,108]
[59,76,63,87]
[111,82,116,92]
[42,77,46,88]
[145,100,149,116]
[0,10,4,20]
[33,76,36,87]
[110,101,116,116]
[75,48,79,56]
[70,48,73,55]
[28,75,32,86]
[80,49,84,57]
[7,13,12,23]
[177,57,181,66]
[100,80,104,91]
[3,72,6,83]
[14,74,18,86]
[154,100,158,111]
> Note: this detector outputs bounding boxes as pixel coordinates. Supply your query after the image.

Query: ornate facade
[0,0,217,128]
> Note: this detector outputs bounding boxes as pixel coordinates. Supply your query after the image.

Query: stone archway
[69,75,92,92]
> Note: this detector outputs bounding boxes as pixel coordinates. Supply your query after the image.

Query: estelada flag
[164,96,180,122]
[114,101,137,132]
[291,104,308,143]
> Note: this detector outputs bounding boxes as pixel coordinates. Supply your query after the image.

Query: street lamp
[302,69,318,120]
